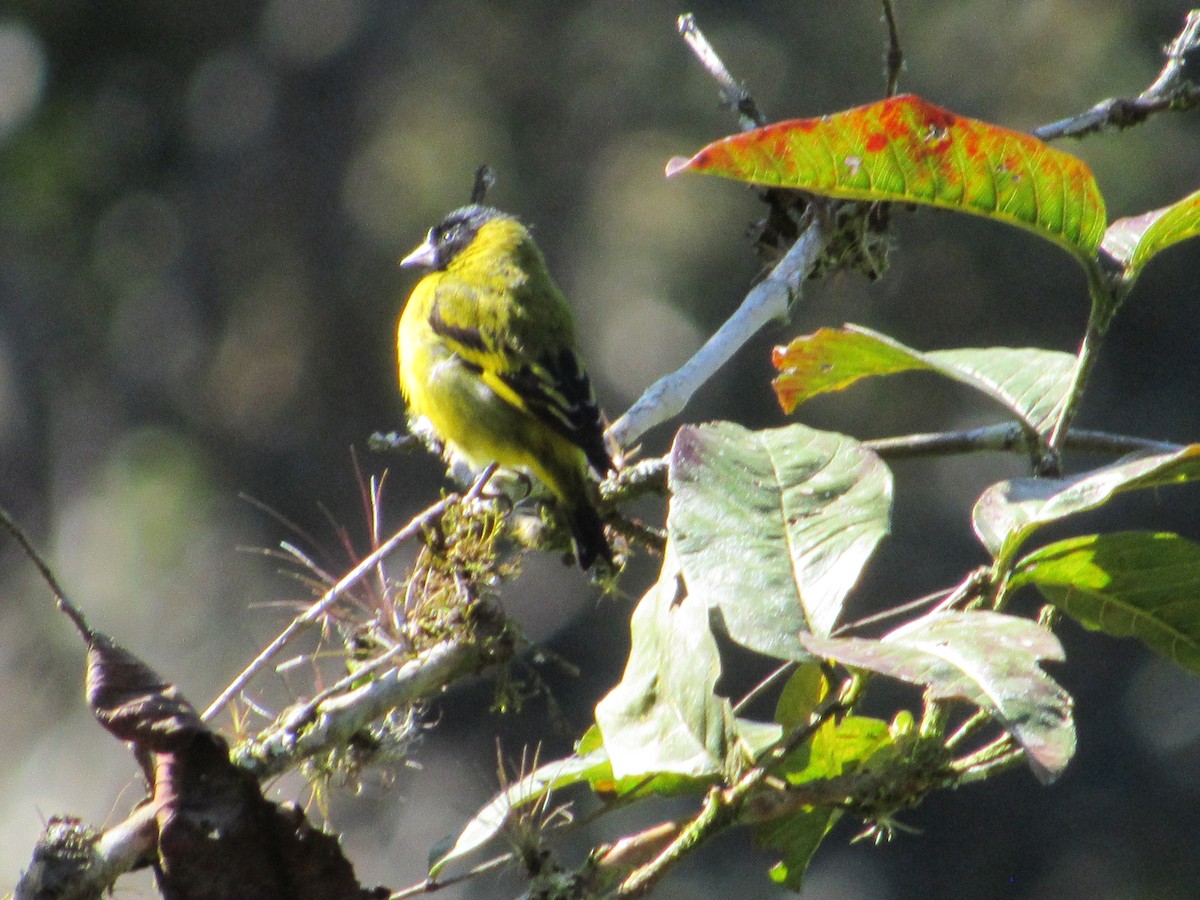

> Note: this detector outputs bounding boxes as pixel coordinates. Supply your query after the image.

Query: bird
[396,204,614,569]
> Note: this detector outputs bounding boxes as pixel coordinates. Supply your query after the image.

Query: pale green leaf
[594,546,752,780]
[669,421,892,659]
[800,611,1074,782]
[973,445,1200,566]
[1102,186,1200,279]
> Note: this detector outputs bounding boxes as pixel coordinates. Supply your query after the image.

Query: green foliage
[594,545,745,781]
[801,612,1073,783]
[771,669,898,788]
[433,89,1200,895]
[1013,531,1200,674]
[756,808,837,893]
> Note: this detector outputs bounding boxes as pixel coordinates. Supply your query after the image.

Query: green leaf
[668,421,893,659]
[667,93,1106,265]
[594,545,753,780]
[777,714,895,786]
[1013,531,1200,675]
[772,667,898,783]
[800,611,1074,783]
[1101,187,1200,280]
[754,683,893,895]
[973,445,1200,566]
[772,325,1076,436]
[756,808,838,893]
[774,663,828,731]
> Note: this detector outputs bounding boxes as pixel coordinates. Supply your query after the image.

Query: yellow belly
[398,318,583,503]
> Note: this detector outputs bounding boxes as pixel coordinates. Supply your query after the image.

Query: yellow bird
[397,205,614,569]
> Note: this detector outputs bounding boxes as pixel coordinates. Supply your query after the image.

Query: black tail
[568,501,612,570]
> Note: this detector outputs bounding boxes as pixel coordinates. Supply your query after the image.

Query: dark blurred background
[3,1,1199,897]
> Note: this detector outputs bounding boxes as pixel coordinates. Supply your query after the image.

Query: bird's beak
[399,234,438,269]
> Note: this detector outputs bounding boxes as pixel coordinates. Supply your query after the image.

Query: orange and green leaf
[667,94,1107,265]
[772,326,1076,437]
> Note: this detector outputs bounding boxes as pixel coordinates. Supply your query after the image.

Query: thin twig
[1062,423,1171,455]
[881,0,904,97]
[733,661,795,715]
[609,14,834,448]
[204,467,499,723]
[200,497,451,721]
[943,708,995,753]
[677,13,766,129]
[835,585,956,634]
[1046,316,1107,465]
[1033,9,1200,141]
[1146,10,1200,96]
[948,734,1025,783]
[0,504,92,638]
[389,851,515,898]
[863,422,1183,460]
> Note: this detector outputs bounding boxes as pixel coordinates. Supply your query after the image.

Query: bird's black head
[400,205,507,271]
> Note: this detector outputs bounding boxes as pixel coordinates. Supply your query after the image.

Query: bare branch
[237,630,511,780]
[1146,9,1200,97]
[1033,9,1200,141]
[0,504,95,639]
[863,422,1183,460]
[609,214,833,448]
[677,13,766,129]
[389,852,515,899]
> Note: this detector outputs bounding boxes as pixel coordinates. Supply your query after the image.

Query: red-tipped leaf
[668,94,1107,265]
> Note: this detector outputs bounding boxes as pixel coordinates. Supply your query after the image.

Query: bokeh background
[3,1,1200,897]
